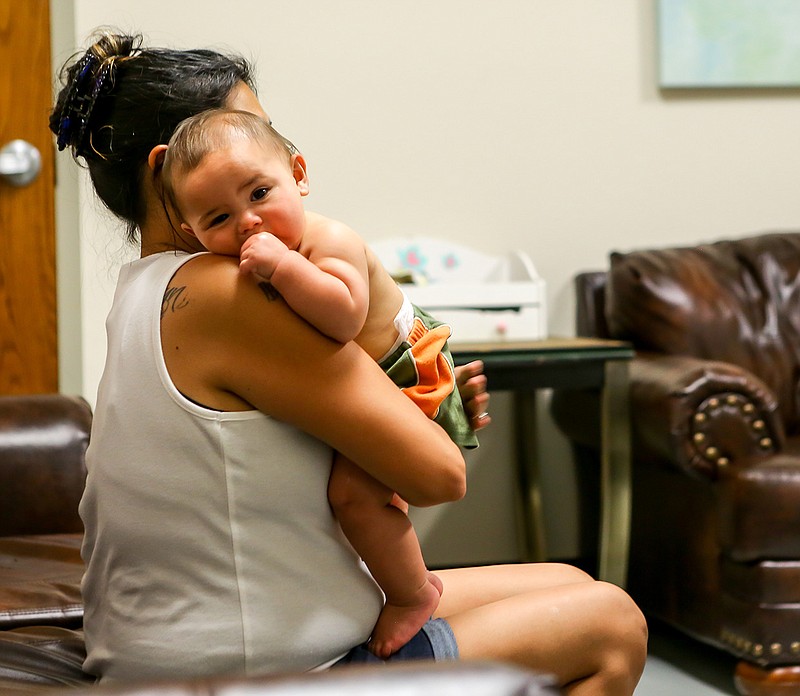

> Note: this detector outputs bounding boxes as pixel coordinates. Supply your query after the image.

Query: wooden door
[0,0,57,394]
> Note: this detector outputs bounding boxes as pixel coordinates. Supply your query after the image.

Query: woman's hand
[455,361,491,431]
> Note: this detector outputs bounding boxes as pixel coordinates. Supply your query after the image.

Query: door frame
[51,0,83,396]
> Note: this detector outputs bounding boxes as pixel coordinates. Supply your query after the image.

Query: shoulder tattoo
[258,282,282,302]
[162,285,189,317]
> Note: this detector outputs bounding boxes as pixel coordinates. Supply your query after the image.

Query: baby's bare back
[357,247,405,361]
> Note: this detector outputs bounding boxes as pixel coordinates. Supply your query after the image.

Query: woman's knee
[594,582,648,669]
[572,582,647,694]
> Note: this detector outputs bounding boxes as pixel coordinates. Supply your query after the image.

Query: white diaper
[378,291,415,363]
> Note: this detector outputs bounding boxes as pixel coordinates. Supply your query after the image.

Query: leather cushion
[718,452,800,561]
[0,535,83,630]
[721,556,800,604]
[0,625,93,693]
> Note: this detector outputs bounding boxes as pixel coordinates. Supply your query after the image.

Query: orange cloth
[400,319,455,420]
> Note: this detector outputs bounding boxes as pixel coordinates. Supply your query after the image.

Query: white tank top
[80,252,382,683]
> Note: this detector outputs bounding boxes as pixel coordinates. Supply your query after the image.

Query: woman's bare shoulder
[160,252,315,411]
[170,253,276,306]
[162,252,297,347]
[170,252,238,288]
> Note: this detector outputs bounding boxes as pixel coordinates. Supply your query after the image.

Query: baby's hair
[166,109,296,176]
[162,109,298,216]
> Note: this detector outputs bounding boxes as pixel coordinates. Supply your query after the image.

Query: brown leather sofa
[551,232,800,696]
[0,393,92,693]
[0,393,558,695]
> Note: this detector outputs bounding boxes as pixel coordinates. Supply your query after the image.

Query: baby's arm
[239,227,368,343]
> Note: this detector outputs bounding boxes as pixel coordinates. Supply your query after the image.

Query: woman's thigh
[432,562,593,617]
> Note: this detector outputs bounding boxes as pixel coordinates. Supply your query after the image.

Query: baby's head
[162,108,296,213]
[162,109,307,256]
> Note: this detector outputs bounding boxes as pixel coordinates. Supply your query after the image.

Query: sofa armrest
[0,395,91,536]
[629,353,784,479]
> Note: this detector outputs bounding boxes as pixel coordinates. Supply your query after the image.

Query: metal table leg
[598,359,631,587]
[514,390,548,563]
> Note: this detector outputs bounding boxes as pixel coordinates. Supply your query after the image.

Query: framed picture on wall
[658,0,800,88]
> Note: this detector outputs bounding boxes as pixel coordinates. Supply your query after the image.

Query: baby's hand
[239,232,289,281]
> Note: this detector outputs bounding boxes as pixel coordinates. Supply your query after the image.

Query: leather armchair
[0,394,558,694]
[551,232,800,695]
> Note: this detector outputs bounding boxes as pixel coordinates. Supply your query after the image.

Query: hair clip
[72,62,111,154]
[57,52,105,153]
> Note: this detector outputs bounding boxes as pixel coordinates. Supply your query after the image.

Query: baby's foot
[369,572,443,659]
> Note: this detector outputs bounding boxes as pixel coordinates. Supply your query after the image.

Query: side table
[451,337,634,587]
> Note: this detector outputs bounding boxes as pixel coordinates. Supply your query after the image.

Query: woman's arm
[163,254,465,507]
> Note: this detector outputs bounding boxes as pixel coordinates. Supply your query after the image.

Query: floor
[636,620,739,695]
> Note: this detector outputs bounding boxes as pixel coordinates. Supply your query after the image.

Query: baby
[161,109,477,658]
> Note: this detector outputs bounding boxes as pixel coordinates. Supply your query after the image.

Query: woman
[51,31,647,695]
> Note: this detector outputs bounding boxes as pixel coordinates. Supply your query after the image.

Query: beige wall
[54,1,800,560]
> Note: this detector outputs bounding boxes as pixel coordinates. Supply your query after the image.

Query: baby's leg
[328,453,441,658]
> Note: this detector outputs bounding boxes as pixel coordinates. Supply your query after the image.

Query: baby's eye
[252,187,269,201]
[208,213,229,228]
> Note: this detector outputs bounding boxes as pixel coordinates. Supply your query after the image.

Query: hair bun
[90,32,141,63]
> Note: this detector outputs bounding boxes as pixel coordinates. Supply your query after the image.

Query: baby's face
[177,137,307,257]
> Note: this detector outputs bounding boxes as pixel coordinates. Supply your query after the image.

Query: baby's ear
[180,222,198,239]
[148,144,169,172]
[291,153,310,196]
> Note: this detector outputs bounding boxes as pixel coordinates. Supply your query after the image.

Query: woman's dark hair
[49,31,255,244]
